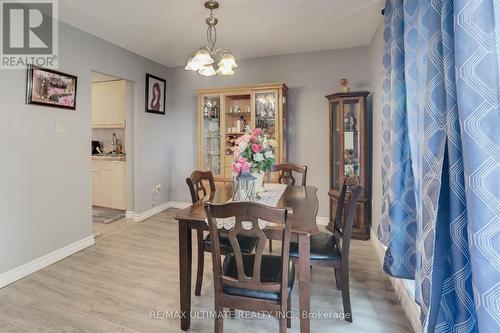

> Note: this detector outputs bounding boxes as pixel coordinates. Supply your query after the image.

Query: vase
[252,171,266,195]
[232,171,257,202]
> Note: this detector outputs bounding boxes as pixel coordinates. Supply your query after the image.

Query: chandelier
[185,0,237,76]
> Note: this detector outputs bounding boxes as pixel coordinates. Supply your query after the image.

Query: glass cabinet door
[202,95,222,175]
[342,99,361,178]
[331,101,340,191]
[254,90,278,141]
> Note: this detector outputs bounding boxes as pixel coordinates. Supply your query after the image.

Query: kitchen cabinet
[92,159,126,210]
[91,80,126,128]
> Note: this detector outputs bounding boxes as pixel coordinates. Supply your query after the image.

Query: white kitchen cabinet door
[108,161,127,210]
[92,159,126,210]
[91,80,126,128]
[92,166,111,207]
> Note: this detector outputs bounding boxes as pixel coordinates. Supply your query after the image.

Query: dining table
[174,183,319,333]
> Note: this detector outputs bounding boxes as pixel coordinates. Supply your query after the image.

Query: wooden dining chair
[289,179,362,322]
[271,162,308,186]
[268,162,307,252]
[204,202,295,333]
[186,170,258,296]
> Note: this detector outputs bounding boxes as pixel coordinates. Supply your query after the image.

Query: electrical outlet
[152,183,162,193]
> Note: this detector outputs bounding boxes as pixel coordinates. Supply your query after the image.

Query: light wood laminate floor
[0,209,413,333]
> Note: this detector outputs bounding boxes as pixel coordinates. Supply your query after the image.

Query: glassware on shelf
[343,100,360,177]
[203,96,222,174]
[331,101,340,190]
[255,92,278,139]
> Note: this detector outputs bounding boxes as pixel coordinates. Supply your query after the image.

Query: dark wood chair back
[336,185,362,262]
[186,170,216,204]
[326,176,358,234]
[271,162,308,186]
[204,202,292,296]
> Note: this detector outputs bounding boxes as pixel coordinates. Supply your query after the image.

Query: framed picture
[26,65,78,110]
[145,73,166,115]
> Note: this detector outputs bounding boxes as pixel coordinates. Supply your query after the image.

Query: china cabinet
[197,83,288,183]
[326,91,371,240]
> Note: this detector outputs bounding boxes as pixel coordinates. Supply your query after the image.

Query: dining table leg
[298,234,311,333]
[179,220,192,331]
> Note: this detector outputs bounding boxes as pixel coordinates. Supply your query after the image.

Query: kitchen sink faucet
[111,132,117,153]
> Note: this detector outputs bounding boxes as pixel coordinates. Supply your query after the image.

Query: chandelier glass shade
[185,1,237,76]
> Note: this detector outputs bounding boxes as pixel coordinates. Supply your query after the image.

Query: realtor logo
[1,0,58,68]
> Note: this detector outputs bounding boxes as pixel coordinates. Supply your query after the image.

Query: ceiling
[59,0,384,68]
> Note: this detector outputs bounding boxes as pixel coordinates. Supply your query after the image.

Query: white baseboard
[316,216,329,226]
[126,202,171,222]
[0,235,95,288]
[167,201,191,209]
[125,201,190,222]
[370,229,422,333]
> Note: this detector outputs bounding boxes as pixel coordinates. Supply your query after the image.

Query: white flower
[267,139,277,147]
[253,153,264,162]
[264,151,274,159]
[238,142,247,152]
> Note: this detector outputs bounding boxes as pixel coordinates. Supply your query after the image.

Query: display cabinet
[326,91,371,240]
[200,94,223,177]
[198,83,288,183]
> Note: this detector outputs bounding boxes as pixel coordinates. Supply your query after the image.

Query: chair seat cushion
[204,233,257,254]
[289,232,341,260]
[222,254,295,301]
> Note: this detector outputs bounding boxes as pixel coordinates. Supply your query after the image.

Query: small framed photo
[145,73,166,114]
[26,65,78,110]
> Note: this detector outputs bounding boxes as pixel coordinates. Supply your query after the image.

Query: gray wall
[168,47,371,217]
[368,22,384,235]
[0,22,171,273]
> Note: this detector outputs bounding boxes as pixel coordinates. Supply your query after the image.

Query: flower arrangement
[338,78,350,92]
[231,128,276,175]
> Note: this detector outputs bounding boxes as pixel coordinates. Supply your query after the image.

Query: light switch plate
[55,121,64,135]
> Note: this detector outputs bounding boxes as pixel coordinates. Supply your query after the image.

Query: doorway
[90,71,133,235]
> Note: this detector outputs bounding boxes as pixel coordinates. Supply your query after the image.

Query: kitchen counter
[92,154,126,162]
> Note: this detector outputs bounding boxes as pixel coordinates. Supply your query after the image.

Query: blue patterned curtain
[379,0,500,332]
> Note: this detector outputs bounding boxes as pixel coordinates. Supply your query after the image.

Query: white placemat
[207,183,287,230]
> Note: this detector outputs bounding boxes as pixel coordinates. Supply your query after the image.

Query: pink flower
[254,128,263,135]
[240,161,250,173]
[240,134,251,143]
[231,162,241,174]
[232,160,250,174]
[252,144,263,153]
[250,134,257,142]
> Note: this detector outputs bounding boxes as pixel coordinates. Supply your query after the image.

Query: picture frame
[145,73,166,115]
[26,65,78,110]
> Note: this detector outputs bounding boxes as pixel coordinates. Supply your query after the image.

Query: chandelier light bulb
[218,53,238,69]
[191,48,214,67]
[199,64,216,76]
[216,64,235,76]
